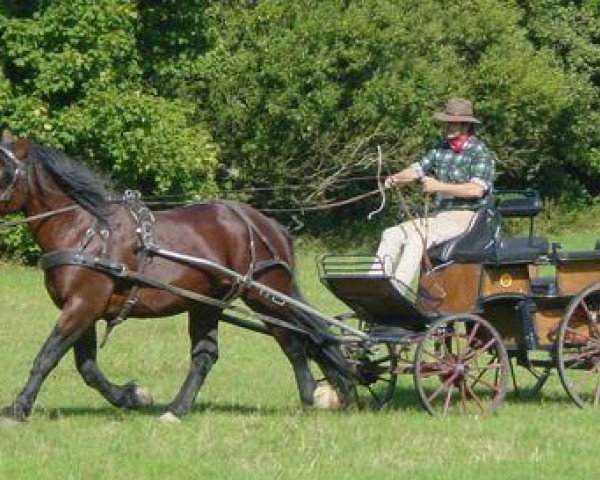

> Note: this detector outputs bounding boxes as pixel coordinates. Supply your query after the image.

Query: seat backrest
[429,201,499,264]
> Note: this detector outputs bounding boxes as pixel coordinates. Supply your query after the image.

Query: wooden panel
[534,309,562,348]
[418,264,481,314]
[482,266,530,296]
[557,261,600,295]
[481,303,522,350]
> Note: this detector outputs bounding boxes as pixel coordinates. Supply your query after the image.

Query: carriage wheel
[348,342,400,409]
[413,314,509,416]
[556,282,600,408]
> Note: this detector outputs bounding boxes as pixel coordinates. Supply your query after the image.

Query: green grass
[1,229,600,480]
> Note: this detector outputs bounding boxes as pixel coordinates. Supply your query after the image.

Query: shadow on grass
[25,383,583,421]
[354,382,582,414]
[504,389,579,407]
[31,401,305,421]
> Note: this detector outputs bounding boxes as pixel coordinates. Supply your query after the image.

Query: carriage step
[367,324,422,343]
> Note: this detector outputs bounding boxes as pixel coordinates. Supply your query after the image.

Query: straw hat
[433,98,480,123]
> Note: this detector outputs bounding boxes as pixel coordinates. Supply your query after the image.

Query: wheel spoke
[459,381,468,413]
[415,315,507,416]
[467,322,481,347]
[570,357,600,395]
[442,382,454,414]
[353,343,398,409]
[467,356,501,391]
[462,338,497,365]
[466,371,501,393]
[558,286,600,407]
[593,374,600,407]
[427,371,459,404]
[464,380,486,413]
[365,384,382,406]
[580,299,600,338]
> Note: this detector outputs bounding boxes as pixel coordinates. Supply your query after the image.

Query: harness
[38,192,295,345]
[0,146,25,203]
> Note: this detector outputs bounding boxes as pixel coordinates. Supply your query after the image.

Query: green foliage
[0,1,219,194]
[56,87,219,195]
[0,1,219,258]
[137,0,211,97]
[0,217,41,263]
[2,1,141,103]
[190,0,600,211]
[0,0,600,259]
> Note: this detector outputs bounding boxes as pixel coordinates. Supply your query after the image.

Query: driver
[374,97,496,290]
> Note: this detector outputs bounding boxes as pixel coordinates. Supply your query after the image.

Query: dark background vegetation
[0,0,599,259]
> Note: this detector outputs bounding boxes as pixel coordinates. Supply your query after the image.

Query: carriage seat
[428,205,498,264]
[556,249,600,262]
[488,236,549,264]
[428,191,549,265]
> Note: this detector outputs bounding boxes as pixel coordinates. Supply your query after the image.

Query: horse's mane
[30,142,115,223]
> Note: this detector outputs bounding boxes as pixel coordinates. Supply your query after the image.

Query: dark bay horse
[0,139,354,422]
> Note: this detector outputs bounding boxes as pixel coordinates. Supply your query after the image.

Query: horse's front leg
[0,321,85,422]
[165,306,219,419]
[74,324,152,409]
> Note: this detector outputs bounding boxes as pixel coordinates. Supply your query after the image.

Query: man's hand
[384,167,421,189]
[421,176,440,193]
[384,175,399,189]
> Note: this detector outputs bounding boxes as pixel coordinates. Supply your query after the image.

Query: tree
[0,1,219,196]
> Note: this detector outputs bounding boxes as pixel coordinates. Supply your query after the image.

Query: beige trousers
[374,210,475,288]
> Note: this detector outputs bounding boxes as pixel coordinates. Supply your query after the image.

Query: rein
[258,188,382,213]
[0,205,79,233]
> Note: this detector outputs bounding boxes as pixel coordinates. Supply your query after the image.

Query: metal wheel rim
[556,283,600,408]
[413,313,508,416]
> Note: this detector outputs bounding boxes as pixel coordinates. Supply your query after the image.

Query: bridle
[0,145,80,232]
[0,145,25,203]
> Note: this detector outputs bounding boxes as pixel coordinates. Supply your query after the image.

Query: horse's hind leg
[271,330,317,405]
[242,299,317,405]
[292,306,355,406]
[166,306,219,418]
[73,324,152,409]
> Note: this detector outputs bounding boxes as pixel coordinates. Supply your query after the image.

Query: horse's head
[0,138,29,213]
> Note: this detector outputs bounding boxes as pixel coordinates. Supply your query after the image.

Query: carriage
[1,140,600,421]
[319,189,600,414]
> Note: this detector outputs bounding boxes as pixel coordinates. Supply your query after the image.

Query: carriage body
[318,190,600,413]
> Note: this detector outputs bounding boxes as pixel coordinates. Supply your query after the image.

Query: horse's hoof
[0,404,28,423]
[159,412,181,424]
[312,383,342,410]
[134,387,153,407]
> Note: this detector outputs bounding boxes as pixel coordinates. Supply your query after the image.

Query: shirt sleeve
[410,148,437,177]
[468,143,495,191]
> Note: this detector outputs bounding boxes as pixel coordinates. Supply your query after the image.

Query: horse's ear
[12,138,30,160]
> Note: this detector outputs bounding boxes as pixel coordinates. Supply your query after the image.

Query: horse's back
[152,201,294,268]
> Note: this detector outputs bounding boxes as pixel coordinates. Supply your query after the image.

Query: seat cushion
[433,236,548,264]
[490,236,549,263]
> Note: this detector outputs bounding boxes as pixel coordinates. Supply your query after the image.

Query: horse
[0,139,355,422]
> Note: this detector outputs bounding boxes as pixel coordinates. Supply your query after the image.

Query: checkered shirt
[411,136,495,210]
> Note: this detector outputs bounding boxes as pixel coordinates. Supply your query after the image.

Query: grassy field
[1,231,600,480]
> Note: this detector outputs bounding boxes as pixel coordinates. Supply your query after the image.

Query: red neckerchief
[447,134,471,153]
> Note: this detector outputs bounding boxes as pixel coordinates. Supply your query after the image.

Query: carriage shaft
[150,246,371,340]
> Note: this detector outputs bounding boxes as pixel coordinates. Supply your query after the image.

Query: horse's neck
[24,166,96,252]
